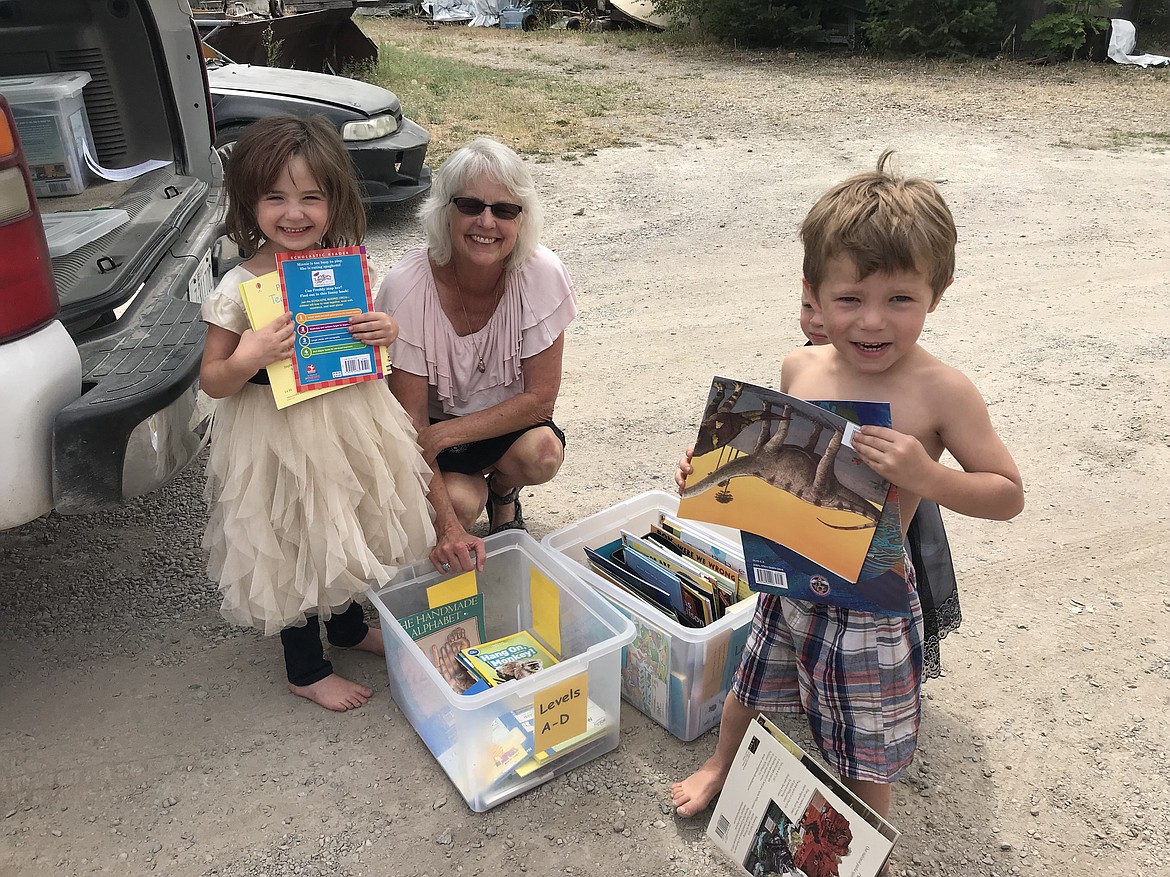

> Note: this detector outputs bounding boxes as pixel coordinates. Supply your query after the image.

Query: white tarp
[422,0,503,26]
[1108,19,1170,68]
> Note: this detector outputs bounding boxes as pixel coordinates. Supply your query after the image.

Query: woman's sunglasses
[450,197,523,221]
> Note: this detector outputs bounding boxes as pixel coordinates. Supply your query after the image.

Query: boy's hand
[235,312,293,371]
[350,311,399,347]
[675,445,695,494]
[852,426,932,492]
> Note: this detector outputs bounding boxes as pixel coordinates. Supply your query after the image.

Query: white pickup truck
[1,0,222,529]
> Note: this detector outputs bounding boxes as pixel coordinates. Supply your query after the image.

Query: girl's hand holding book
[349,311,399,347]
[236,312,294,371]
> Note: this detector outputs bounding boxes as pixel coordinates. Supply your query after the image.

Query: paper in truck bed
[707,716,899,877]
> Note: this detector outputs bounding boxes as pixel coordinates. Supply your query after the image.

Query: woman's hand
[234,312,293,371]
[430,519,486,574]
[675,445,695,494]
[350,311,399,347]
[415,422,457,464]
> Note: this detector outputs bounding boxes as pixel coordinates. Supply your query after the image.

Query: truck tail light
[0,95,59,343]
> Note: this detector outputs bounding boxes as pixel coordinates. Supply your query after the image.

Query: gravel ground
[3,24,1169,877]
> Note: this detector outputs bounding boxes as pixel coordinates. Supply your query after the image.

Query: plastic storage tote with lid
[0,71,94,197]
[542,490,758,741]
[368,529,635,812]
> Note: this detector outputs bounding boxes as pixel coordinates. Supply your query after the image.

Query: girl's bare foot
[289,674,372,711]
[670,756,730,817]
[346,627,385,658]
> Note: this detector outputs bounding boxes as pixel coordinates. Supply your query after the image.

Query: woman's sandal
[486,474,526,535]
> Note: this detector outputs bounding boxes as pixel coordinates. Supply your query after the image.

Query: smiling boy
[672,152,1024,829]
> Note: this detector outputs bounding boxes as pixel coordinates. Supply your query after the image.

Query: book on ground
[708,715,899,877]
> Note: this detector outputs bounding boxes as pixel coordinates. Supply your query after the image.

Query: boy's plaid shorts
[731,560,924,784]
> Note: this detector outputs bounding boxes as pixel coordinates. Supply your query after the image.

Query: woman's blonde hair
[419,137,543,270]
[801,150,956,299]
[224,115,366,255]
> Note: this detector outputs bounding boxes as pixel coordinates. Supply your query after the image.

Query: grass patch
[1107,129,1170,150]
[352,37,625,165]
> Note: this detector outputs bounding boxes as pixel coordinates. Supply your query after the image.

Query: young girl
[199,115,436,712]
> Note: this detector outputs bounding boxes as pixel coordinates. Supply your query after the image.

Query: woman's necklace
[451,266,505,374]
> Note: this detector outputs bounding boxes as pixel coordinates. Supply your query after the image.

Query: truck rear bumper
[49,199,222,516]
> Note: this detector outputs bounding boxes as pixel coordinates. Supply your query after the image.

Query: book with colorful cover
[678,377,909,616]
[239,269,391,410]
[457,630,560,687]
[585,540,680,622]
[621,529,726,626]
[397,593,487,694]
[617,613,671,725]
[508,699,611,779]
[648,522,739,605]
[238,271,337,410]
[708,715,899,877]
[477,719,532,788]
[657,511,755,602]
[436,714,532,791]
[275,246,386,393]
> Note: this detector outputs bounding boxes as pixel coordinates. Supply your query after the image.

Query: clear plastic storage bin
[542,490,758,742]
[368,530,635,812]
[0,71,93,197]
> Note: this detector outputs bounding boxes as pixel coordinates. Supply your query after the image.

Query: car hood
[206,64,400,116]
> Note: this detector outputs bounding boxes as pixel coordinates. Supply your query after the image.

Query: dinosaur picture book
[678,378,911,616]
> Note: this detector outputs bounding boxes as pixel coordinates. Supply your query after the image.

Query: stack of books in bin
[583,510,755,628]
[367,532,634,813]
[542,492,759,742]
[396,617,610,789]
[470,690,612,788]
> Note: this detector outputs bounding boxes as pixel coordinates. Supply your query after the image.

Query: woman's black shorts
[432,420,566,475]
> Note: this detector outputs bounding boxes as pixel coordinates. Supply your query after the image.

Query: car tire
[214,126,248,171]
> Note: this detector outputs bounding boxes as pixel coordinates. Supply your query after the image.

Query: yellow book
[238,271,391,410]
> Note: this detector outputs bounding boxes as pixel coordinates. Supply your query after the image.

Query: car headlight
[341,114,399,142]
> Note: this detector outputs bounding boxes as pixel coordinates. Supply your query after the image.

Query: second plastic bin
[0,71,94,197]
[542,490,758,742]
[368,530,635,812]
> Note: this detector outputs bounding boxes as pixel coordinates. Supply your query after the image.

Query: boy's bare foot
[289,674,373,711]
[670,756,730,817]
[346,627,385,658]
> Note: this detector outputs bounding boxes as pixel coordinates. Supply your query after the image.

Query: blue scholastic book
[276,246,386,393]
[678,378,910,617]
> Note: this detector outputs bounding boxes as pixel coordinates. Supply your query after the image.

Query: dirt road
[3,25,1168,877]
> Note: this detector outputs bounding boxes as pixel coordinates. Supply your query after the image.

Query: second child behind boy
[671,152,1024,825]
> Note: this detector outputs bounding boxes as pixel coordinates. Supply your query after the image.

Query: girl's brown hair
[224,115,366,255]
[801,150,957,300]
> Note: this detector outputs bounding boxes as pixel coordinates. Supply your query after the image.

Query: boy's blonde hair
[801,151,956,299]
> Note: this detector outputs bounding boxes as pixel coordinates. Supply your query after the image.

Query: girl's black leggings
[279,601,368,686]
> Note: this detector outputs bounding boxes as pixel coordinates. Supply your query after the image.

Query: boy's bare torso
[782,342,956,534]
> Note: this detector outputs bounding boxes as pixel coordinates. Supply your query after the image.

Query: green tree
[863,0,1012,57]
[1023,0,1119,61]
[653,0,826,47]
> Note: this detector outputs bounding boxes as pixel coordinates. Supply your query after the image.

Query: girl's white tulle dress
[201,265,435,636]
